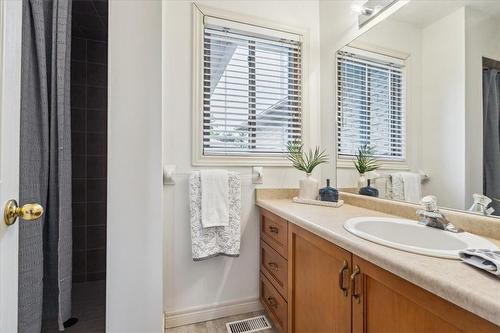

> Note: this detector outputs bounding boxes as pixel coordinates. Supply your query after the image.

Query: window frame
[335,45,409,170]
[192,4,310,166]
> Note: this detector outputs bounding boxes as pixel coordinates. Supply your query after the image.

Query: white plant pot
[358,173,367,189]
[299,173,319,200]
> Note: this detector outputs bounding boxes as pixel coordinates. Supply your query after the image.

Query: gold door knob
[3,199,44,226]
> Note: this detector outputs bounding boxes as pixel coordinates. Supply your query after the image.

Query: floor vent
[226,315,272,333]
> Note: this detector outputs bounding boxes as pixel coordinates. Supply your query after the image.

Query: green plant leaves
[286,140,328,174]
[353,144,379,174]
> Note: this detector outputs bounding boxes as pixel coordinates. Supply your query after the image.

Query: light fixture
[360,6,374,16]
[351,4,374,16]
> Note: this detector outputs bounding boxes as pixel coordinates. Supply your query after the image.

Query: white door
[0,1,23,332]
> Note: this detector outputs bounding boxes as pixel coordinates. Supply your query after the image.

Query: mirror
[336,0,500,217]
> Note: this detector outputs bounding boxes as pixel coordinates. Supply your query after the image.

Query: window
[336,47,405,161]
[194,9,303,164]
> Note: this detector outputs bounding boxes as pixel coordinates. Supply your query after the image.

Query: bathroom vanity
[257,191,500,333]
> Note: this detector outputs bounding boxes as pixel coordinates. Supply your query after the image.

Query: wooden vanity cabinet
[259,209,500,333]
[287,223,352,333]
[351,255,500,333]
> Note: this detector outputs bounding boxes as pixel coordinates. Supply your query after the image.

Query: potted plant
[287,140,328,200]
[354,144,379,189]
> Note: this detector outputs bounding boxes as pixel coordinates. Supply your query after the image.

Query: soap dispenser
[319,179,338,202]
[359,171,379,197]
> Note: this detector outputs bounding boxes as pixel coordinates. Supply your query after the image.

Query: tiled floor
[42,280,106,332]
[165,311,277,333]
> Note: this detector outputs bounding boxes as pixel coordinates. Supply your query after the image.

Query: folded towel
[386,172,421,203]
[459,249,500,277]
[201,169,229,227]
[400,172,422,203]
[190,171,241,261]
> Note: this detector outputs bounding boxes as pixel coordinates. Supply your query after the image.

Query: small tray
[292,197,344,208]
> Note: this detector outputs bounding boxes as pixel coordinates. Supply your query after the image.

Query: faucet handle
[445,223,463,233]
[421,195,438,211]
[416,209,441,219]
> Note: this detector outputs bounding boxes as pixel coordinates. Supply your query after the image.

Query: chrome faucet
[416,196,463,233]
[468,193,495,216]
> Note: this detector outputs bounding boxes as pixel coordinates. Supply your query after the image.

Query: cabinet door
[351,255,500,333]
[288,224,352,333]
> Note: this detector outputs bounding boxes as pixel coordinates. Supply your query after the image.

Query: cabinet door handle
[338,260,349,297]
[350,265,361,303]
[268,262,279,272]
[266,296,278,308]
[268,226,279,234]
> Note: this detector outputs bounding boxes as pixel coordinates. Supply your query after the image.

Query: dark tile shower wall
[71,0,108,283]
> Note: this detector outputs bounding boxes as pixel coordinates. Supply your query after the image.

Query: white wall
[108,1,163,331]
[421,8,467,209]
[163,0,323,322]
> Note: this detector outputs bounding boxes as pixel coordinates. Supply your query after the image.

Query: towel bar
[162,166,259,186]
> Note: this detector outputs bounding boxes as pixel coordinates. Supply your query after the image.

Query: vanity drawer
[260,240,287,299]
[261,209,288,258]
[260,272,288,333]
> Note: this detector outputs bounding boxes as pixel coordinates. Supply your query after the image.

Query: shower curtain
[483,69,500,215]
[19,0,73,332]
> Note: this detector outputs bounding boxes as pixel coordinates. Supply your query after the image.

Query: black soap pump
[319,179,339,202]
[359,179,379,197]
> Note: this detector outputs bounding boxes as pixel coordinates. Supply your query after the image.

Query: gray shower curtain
[19,0,73,332]
[483,69,500,215]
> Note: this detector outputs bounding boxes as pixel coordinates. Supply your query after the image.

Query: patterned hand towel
[459,249,500,277]
[386,173,404,201]
[190,171,241,261]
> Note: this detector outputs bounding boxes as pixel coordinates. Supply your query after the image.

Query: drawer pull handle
[351,265,361,303]
[268,226,279,234]
[268,262,279,272]
[338,260,349,297]
[266,296,278,308]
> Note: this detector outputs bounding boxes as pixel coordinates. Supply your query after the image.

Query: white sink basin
[344,217,497,259]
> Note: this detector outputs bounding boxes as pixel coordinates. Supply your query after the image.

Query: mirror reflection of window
[336,47,405,161]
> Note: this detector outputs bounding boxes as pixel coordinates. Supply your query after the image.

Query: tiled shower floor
[42,280,105,332]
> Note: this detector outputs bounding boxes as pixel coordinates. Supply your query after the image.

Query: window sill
[336,158,409,171]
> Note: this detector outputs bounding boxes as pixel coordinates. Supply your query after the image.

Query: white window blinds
[202,17,302,156]
[337,49,405,160]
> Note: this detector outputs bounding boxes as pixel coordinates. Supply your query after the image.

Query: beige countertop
[256,198,500,327]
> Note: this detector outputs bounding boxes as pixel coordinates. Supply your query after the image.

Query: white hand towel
[400,172,422,203]
[459,249,500,277]
[201,169,229,227]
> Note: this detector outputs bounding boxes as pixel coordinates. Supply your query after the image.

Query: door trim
[0,0,22,332]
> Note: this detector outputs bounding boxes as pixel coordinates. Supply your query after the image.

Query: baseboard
[164,297,263,329]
